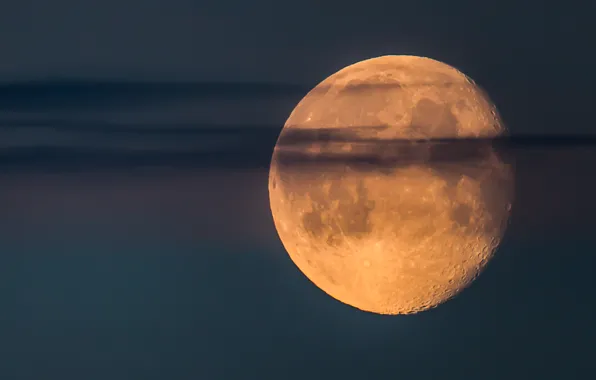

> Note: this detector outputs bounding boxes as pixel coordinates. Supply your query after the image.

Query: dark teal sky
[0,0,592,84]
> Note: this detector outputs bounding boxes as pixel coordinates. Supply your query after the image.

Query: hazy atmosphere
[0,1,594,379]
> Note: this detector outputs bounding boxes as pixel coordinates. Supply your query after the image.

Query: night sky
[0,1,595,379]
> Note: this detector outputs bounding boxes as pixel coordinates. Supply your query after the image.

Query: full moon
[268,55,514,315]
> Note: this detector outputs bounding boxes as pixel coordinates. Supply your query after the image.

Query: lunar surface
[269,55,514,315]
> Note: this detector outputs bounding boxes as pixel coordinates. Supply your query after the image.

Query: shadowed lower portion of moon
[269,55,514,315]
[270,156,513,314]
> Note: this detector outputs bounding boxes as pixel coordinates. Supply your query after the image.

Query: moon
[268,55,514,315]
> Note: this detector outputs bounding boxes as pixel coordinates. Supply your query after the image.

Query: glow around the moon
[269,55,514,315]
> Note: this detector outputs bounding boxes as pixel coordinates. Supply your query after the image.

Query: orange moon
[268,55,514,315]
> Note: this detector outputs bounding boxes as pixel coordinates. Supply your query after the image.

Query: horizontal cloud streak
[0,80,467,110]
[0,81,310,110]
[0,119,594,170]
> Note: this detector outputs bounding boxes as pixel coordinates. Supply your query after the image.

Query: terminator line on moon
[268,55,514,315]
